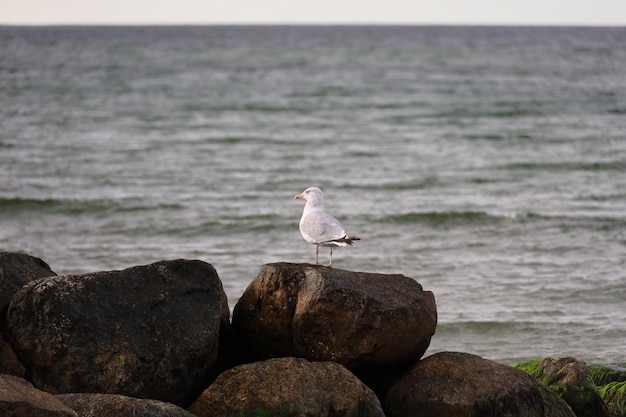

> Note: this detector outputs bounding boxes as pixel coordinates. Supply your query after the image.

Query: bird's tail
[334,236,361,246]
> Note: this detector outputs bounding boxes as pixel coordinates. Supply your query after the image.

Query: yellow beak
[294,194,303,200]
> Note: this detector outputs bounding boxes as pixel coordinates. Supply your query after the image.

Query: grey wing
[301,210,347,243]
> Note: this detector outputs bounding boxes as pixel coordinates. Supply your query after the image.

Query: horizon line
[1,21,625,28]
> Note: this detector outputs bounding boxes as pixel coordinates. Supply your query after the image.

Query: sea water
[1,25,625,364]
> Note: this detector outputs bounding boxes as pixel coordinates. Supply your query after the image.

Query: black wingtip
[338,236,361,245]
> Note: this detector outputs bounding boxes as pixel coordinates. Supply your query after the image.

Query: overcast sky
[1,0,624,25]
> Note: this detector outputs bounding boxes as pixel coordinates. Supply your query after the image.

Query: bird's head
[294,186,324,206]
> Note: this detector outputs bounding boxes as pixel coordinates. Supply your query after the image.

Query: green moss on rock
[514,359,543,378]
[598,382,626,417]
[514,357,609,417]
[589,364,626,387]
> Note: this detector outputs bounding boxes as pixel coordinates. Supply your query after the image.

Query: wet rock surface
[0,252,56,379]
[384,351,577,417]
[0,252,56,320]
[232,262,437,371]
[5,259,230,407]
[57,393,196,417]
[0,338,25,378]
[0,374,77,417]
[188,356,385,417]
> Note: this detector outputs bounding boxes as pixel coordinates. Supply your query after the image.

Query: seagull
[294,186,360,267]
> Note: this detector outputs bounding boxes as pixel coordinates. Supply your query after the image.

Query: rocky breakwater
[2,254,230,409]
[191,262,573,417]
[0,253,596,417]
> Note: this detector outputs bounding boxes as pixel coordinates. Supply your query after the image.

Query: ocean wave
[383,210,498,226]
[378,209,626,231]
[423,105,544,120]
[347,177,441,191]
[158,213,293,238]
[464,133,535,141]
[199,103,314,114]
[500,161,626,172]
[521,211,626,230]
[435,318,575,335]
[0,197,183,216]
[0,197,61,211]
[436,320,539,334]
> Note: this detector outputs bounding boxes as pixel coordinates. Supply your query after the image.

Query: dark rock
[0,337,25,378]
[515,357,610,417]
[0,252,54,379]
[5,259,230,407]
[187,356,385,417]
[57,393,197,417]
[384,351,577,417]
[0,374,77,417]
[232,262,436,372]
[0,252,56,321]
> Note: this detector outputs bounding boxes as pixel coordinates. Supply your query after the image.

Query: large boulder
[232,263,436,371]
[515,357,610,417]
[57,393,196,417]
[5,259,230,407]
[0,252,55,379]
[0,338,24,378]
[0,252,56,319]
[188,357,385,417]
[0,374,77,417]
[384,351,577,417]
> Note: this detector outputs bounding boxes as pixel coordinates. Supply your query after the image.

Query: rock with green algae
[590,364,626,417]
[597,381,626,417]
[589,363,626,386]
[514,357,609,417]
[384,351,576,417]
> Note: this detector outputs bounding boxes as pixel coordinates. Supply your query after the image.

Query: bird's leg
[314,245,319,265]
[328,247,333,268]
